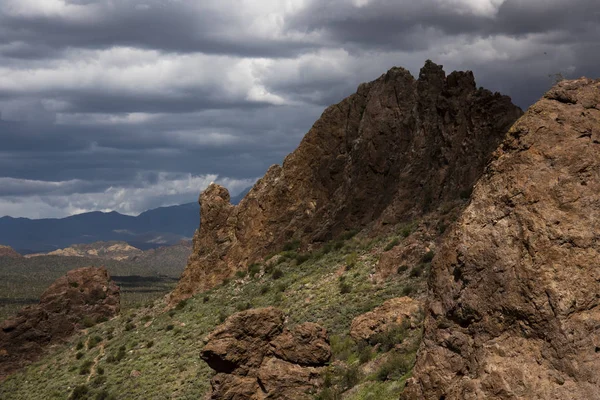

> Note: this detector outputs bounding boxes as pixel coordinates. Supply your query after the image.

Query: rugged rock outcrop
[0,245,21,258]
[0,267,120,379]
[172,61,522,302]
[350,297,422,342]
[201,307,330,399]
[404,78,600,399]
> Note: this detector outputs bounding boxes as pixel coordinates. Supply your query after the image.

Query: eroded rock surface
[350,297,423,342]
[172,61,522,302]
[201,307,331,399]
[0,267,120,379]
[404,78,600,399]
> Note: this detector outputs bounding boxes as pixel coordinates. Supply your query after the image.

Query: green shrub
[402,285,415,296]
[82,316,95,328]
[203,295,210,303]
[345,252,358,270]
[124,322,135,331]
[69,282,79,288]
[97,366,104,375]
[399,223,415,238]
[218,310,228,323]
[271,268,284,280]
[68,385,89,400]
[282,239,300,251]
[236,302,251,311]
[75,351,84,360]
[341,364,361,389]
[166,324,174,331]
[175,299,188,310]
[235,270,247,279]
[340,229,359,241]
[76,341,84,350]
[260,285,270,295]
[330,335,357,361]
[397,265,409,274]
[276,282,287,293]
[295,253,311,265]
[410,264,425,278]
[79,360,93,375]
[375,351,412,381]
[384,238,400,251]
[248,263,261,278]
[92,375,107,386]
[88,335,102,349]
[146,340,154,348]
[358,345,372,364]
[369,322,410,352]
[421,250,435,263]
[339,281,351,294]
[459,187,473,199]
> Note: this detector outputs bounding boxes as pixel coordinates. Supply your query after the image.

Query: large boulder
[170,60,522,303]
[0,267,120,379]
[404,78,600,399]
[201,307,331,399]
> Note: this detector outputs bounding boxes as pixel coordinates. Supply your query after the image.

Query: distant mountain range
[0,188,249,254]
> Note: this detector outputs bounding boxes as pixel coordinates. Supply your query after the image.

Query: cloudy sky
[0,0,598,218]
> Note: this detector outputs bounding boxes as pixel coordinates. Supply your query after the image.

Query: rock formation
[350,297,422,342]
[201,307,331,399]
[172,61,522,302]
[0,267,120,379]
[0,245,21,258]
[404,78,600,399]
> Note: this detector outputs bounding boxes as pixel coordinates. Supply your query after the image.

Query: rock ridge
[172,60,523,302]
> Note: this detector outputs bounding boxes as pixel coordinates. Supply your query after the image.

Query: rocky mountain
[404,78,600,399]
[3,65,598,400]
[0,245,21,258]
[172,60,523,302]
[0,267,120,380]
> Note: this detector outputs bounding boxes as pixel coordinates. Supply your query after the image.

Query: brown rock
[0,267,120,380]
[270,322,331,366]
[171,61,522,303]
[201,307,284,375]
[257,357,323,399]
[0,245,21,258]
[201,307,330,399]
[350,297,422,342]
[404,78,600,399]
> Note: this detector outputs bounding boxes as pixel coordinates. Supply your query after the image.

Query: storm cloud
[0,0,598,218]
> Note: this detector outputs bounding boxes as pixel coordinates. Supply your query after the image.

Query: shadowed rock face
[404,78,600,399]
[201,307,331,399]
[171,60,522,303]
[0,267,120,380]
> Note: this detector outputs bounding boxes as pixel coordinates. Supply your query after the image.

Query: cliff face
[404,78,600,399]
[172,61,522,302]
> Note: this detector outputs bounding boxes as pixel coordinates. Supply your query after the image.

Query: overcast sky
[0,0,598,218]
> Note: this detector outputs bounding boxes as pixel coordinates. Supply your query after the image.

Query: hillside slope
[404,78,600,399]
[173,60,522,301]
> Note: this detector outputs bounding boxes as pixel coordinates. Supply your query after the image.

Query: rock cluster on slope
[172,61,522,303]
[350,297,422,342]
[201,307,331,399]
[0,267,120,379]
[404,78,600,399]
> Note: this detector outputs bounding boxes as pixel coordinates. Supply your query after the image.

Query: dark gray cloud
[0,0,598,218]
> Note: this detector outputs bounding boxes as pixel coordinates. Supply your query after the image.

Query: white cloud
[0,173,256,218]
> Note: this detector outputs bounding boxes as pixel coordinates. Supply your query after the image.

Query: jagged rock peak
[404,77,600,399]
[170,60,523,304]
[0,267,120,379]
